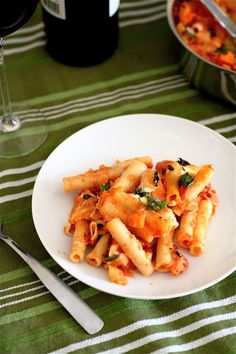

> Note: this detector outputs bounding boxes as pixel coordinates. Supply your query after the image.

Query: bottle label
[41,0,119,19]
[109,0,120,17]
[41,0,66,20]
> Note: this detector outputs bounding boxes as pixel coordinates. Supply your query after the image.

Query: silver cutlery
[0,218,104,334]
[199,0,236,40]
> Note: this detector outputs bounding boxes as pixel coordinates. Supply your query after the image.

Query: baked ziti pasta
[63,156,218,285]
[173,0,236,71]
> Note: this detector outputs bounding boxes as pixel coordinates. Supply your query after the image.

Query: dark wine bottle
[41,0,119,66]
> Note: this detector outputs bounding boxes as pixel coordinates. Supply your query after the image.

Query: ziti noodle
[63,156,218,285]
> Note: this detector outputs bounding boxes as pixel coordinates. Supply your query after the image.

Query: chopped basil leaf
[135,187,167,210]
[167,165,175,171]
[135,187,149,198]
[153,171,159,186]
[83,194,92,200]
[104,254,119,262]
[146,198,168,211]
[177,158,190,166]
[100,180,110,191]
[216,45,228,54]
[170,247,183,257]
[175,250,182,257]
[178,172,195,188]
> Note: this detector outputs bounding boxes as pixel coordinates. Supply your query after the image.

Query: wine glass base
[0,104,47,158]
[1,115,21,132]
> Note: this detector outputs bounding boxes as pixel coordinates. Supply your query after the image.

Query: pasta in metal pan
[63,156,218,285]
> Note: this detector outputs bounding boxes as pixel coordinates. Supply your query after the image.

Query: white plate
[32,114,236,299]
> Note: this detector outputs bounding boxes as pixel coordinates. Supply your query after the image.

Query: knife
[0,219,104,335]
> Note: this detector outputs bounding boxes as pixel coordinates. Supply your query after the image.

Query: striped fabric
[0,1,235,353]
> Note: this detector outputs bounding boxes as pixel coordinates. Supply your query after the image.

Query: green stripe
[0,318,77,352]
[0,258,56,283]
[1,208,32,225]
[1,208,32,224]
[167,100,233,120]
[23,65,179,106]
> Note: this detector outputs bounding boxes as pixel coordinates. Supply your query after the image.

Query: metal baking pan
[167,0,236,106]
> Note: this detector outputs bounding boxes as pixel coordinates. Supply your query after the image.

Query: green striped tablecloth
[0,1,236,353]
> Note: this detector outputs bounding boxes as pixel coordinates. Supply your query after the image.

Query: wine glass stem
[0,38,20,132]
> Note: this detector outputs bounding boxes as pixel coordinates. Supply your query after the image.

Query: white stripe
[5,40,46,56]
[0,270,66,293]
[120,11,166,28]
[120,0,165,9]
[198,113,236,126]
[60,275,73,282]
[0,290,51,308]
[0,274,73,300]
[66,279,80,286]
[216,124,236,134]
[0,279,79,309]
[0,189,33,204]
[0,176,36,190]
[19,77,186,121]
[18,75,185,116]
[48,295,236,354]
[119,4,166,19]
[0,279,40,293]
[19,75,185,117]
[5,31,45,45]
[97,312,236,354]
[15,94,235,136]
[10,81,184,125]
[0,284,45,300]
[8,22,44,36]
[229,136,236,143]
[0,160,44,178]
[151,326,236,354]
[20,81,188,125]
[16,93,235,123]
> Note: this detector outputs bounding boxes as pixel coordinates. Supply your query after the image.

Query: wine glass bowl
[0,0,38,37]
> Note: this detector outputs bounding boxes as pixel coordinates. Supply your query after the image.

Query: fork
[0,218,104,334]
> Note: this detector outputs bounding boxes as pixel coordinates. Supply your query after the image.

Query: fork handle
[1,233,104,334]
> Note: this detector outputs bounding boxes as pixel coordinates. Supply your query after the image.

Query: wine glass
[0,0,47,158]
